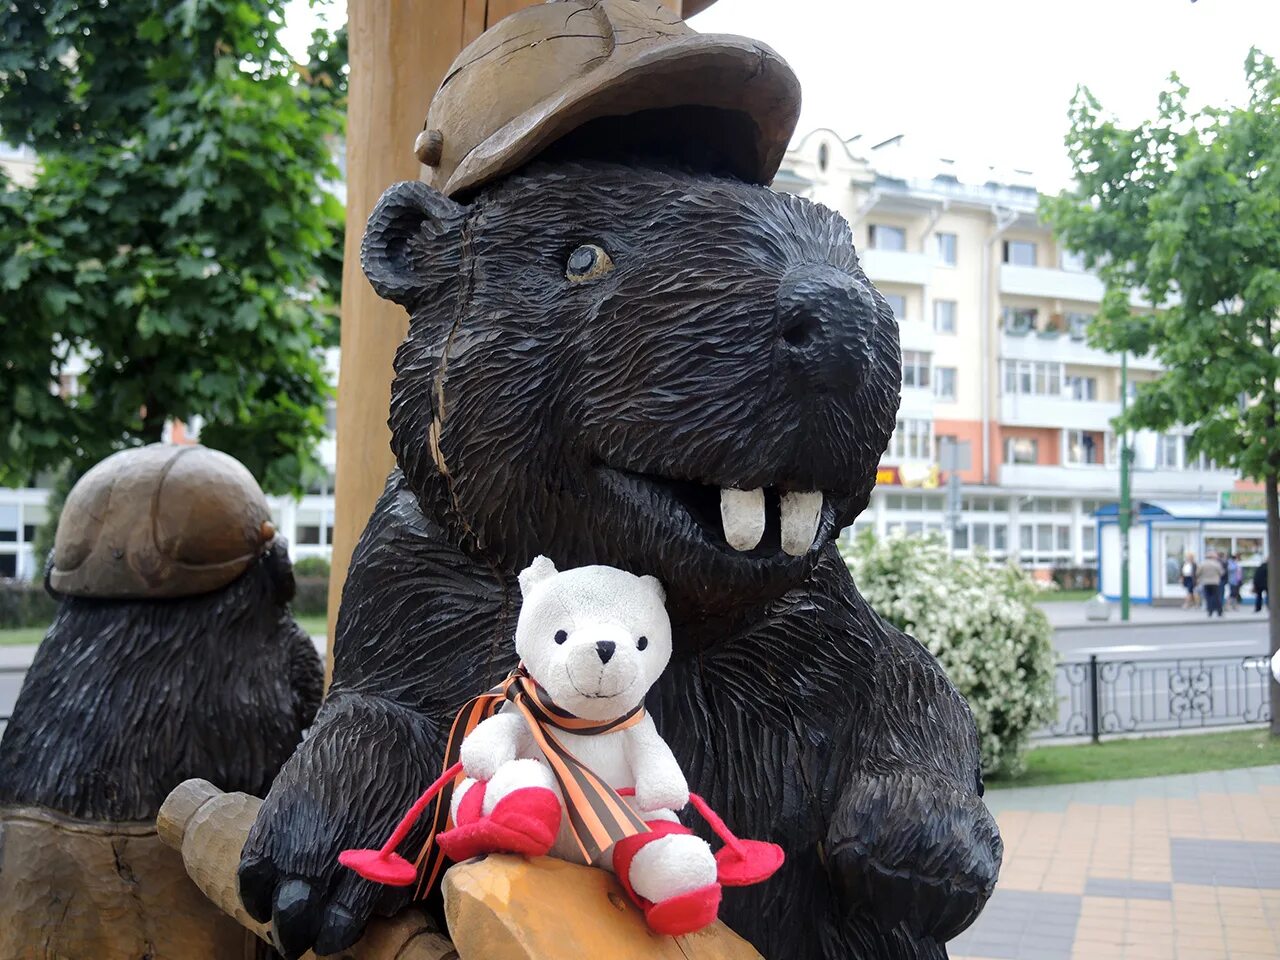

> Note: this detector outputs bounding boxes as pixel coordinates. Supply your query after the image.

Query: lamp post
[1119,351,1132,622]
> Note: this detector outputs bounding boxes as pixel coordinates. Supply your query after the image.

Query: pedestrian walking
[1226,553,1243,611]
[1181,552,1198,609]
[1196,551,1225,618]
[1255,559,1269,613]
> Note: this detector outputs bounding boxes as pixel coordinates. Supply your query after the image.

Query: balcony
[898,319,935,354]
[1000,463,1117,492]
[1000,264,1104,302]
[1000,331,1163,372]
[1000,394,1121,431]
[860,248,935,286]
[898,385,934,417]
[999,463,1238,498]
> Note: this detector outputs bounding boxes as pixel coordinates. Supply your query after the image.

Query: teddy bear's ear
[641,575,666,605]
[518,555,559,598]
[361,180,466,310]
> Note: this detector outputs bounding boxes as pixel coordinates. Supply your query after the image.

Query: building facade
[777,130,1251,576]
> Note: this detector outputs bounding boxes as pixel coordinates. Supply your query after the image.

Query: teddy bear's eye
[566,244,614,283]
[554,630,568,644]
[637,636,649,651]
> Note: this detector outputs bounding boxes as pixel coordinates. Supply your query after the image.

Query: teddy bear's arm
[460,711,532,781]
[624,715,690,814]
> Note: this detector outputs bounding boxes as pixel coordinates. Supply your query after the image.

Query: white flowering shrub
[842,531,1057,776]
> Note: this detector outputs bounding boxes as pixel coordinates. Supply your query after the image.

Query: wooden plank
[329,0,470,672]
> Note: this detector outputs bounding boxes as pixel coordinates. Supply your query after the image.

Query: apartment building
[776,130,1250,576]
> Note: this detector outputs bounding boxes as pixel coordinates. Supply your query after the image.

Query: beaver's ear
[361,180,465,310]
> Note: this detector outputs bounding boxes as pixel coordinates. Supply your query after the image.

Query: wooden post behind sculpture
[330,0,708,671]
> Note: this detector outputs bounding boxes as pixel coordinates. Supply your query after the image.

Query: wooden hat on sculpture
[49,443,276,599]
[413,0,801,198]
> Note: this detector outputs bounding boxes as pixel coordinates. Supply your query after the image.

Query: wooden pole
[330,0,704,673]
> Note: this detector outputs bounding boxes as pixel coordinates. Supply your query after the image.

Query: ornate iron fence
[1035,653,1274,741]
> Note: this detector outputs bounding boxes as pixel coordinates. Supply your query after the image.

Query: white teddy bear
[341,557,781,937]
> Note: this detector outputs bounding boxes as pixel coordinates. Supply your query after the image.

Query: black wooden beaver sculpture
[238,162,1001,960]
[0,443,322,959]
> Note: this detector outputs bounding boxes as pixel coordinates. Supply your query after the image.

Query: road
[1053,615,1271,661]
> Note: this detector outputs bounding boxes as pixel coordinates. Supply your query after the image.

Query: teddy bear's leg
[437,759,562,861]
[612,821,721,937]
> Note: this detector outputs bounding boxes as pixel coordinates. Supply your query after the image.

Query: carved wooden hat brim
[421,0,801,198]
[50,444,275,600]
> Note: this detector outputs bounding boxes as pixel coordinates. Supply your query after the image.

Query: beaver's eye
[566,244,614,283]
[637,636,649,651]
[554,630,568,645]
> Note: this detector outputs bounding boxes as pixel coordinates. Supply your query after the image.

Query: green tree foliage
[1043,50,1280,728]
[0,1,344,493]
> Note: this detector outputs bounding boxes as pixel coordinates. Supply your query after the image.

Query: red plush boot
[612,820,722,937]
[436,780,562,861]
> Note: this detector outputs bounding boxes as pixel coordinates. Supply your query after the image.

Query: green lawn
[990,729,1280,789]
[0,614,328,648]
[1037,588,1098,603]
[0,625,49,646]
[297,615,327,638]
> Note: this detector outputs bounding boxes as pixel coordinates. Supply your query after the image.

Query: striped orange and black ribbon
[412,666,650,899]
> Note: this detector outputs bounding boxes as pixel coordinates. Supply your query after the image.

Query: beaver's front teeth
[780,491,823,556]
[720,487,765,551]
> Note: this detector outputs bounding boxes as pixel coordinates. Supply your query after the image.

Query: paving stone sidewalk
[951,766,1280,960]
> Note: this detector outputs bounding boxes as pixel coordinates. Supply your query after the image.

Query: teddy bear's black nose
[775,264,877,391]
[596,640,616,664]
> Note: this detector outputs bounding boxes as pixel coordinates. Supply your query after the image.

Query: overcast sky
[283,0,1279,190]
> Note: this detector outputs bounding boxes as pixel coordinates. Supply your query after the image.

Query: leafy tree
[0,0,344,494]
[1043,49,1280,732]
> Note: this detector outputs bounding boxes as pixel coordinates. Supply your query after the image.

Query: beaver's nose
[775,264,879,390]
[596,640,616,664]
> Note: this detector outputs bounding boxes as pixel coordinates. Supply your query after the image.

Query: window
[0,555,15,578]
[1066,312,1092,340]
[1003,240,1037,266]
[1005,437,1039,464]
[933,299,957,333]
[1156,435,1181,469]
[1065,375,1097,401]
[1002,306,1038,334]
[1019,525,1034,551]
[993,525,1008,551]
[870,224,907,251]
[1036,524,1054,552]
[297,525,322,545]
[936,232,957,265]
[1056,525,1071,551]
[1003,361,1063,397]
[884,293,906,321]
[1060,249,1087,272]
[21,525,35,543]
[953,525,969,549]
[888,418,934,461]
[902,350,931,389]
[1066,430,1102,466]
[934,367,956,401]
[1082,526,1097,554]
